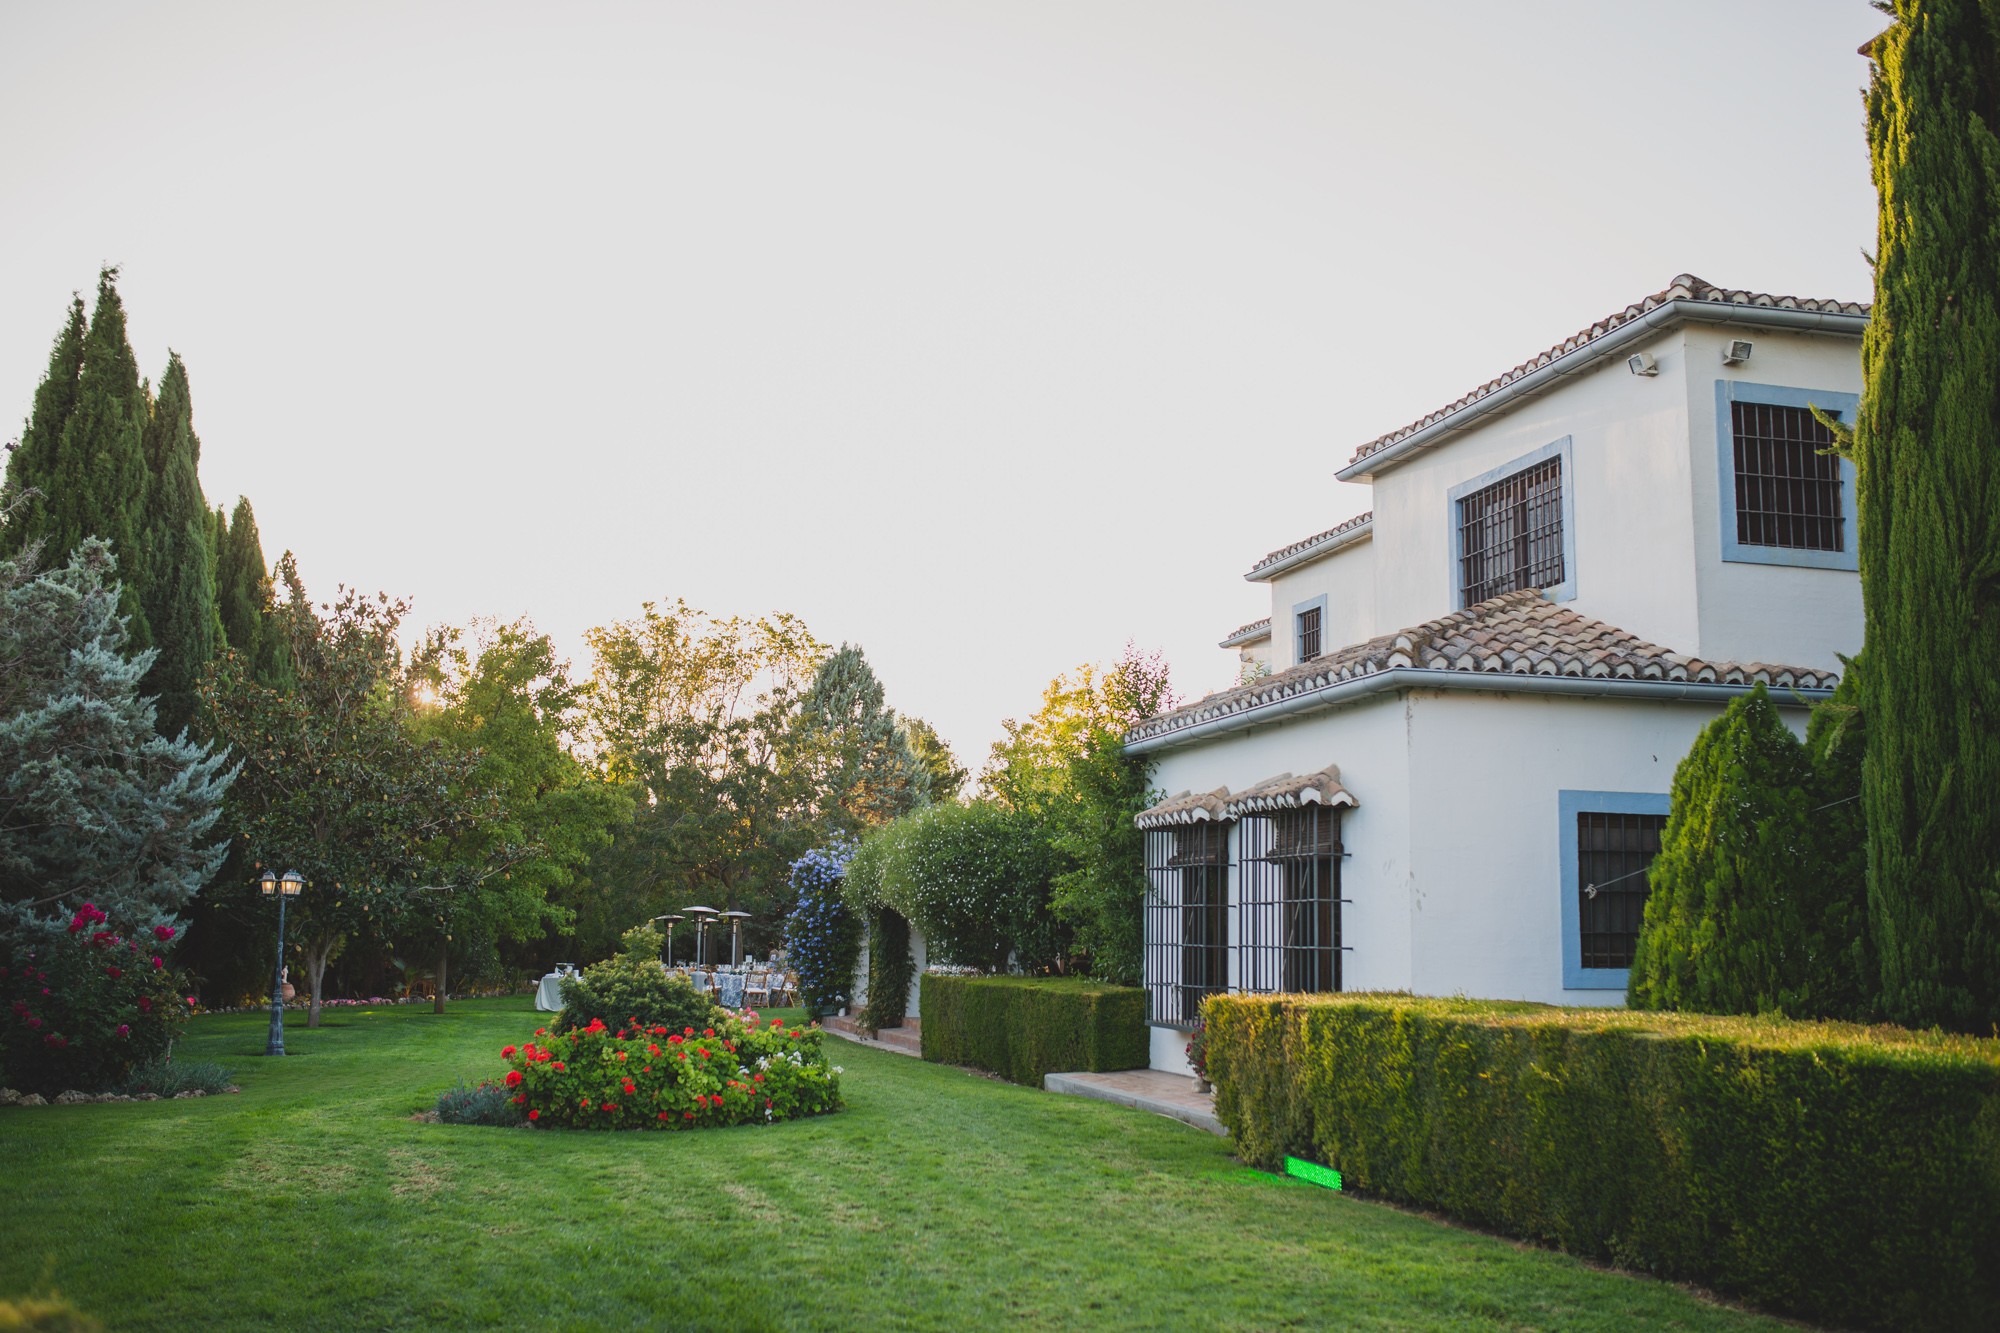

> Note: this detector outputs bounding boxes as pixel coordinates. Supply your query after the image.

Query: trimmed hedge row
[919,975,1146,1085]
[1205,992,2000,1332]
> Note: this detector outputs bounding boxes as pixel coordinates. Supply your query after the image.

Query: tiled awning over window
[1134,788,1231,831]
[1221,767,1355,819]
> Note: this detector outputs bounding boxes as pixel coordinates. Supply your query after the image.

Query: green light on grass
[1284,1156,1342,1191]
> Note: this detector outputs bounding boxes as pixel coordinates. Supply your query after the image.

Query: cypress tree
[214,495,288,687]
[1857,2,2000,1031]
[0,295,87,559]
[138,354,217,736]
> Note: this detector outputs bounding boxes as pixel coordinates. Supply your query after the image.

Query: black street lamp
[721,910,752,966]
[260,869,305,1056]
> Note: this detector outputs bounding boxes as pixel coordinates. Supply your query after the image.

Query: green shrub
[785,844,861,1019]
[919,974,1146,1085]
[856,802,1065,971]
[1629,683,1874,1019]
[1204,991,2000,1332]
[2,906,192,1096]
[435,1078,526,1126]
[0,1293,99,1331]
[501,1013,839,1130]
[115,1057,234,1097]
[555,925,724,1035]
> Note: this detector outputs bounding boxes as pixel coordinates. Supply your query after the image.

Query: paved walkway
[1044,1068,1224,1136]
[821,1014,922,1057]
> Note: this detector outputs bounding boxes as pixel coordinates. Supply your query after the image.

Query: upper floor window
[1296,603,1323,662]
[1457,454,1565,605]
[1729,401,1843,552]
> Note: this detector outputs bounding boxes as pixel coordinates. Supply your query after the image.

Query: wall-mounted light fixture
[1627,352,1658,377]
[1722,339,1753,365]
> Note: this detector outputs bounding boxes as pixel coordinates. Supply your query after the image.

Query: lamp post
[260,869,305,1056]
[721,910,752,966]
[684,906,718,965]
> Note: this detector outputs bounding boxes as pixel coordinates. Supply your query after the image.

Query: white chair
[744,972,771,1007]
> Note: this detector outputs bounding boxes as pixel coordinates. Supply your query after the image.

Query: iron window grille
[1238,807,1346,995]
[1296,605,1323,662]
[1730,401,1844,552]
[1458,454,1565,606]
[1576,811,1667,969]
[1143,823,1231,1027]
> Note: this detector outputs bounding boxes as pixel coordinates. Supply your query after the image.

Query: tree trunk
[304,935,337,1028]
[434,945,448,1015]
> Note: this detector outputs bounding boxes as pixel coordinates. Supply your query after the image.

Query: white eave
[1245,514,1373,583]
[1218,618,1272,649]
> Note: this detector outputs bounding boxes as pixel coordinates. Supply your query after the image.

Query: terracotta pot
[280,983,296,1001]
[1194,1076,1211,1095]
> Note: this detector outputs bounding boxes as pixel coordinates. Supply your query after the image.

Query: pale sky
[0,1,1885,770]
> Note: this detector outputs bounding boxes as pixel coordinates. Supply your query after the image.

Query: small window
[1238,807,1344,995]
[1730,401,1843,552]
[1576,811,1666,970]
[1458,454,1565,605]
[1143,825,1230,1026]
[1296,604,1323,662]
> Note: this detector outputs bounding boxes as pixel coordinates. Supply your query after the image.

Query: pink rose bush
[499,1013,840,1131]
[3,904,192,1094]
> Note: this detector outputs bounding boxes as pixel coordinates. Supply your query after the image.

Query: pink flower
[152,956,164,969]
[116,1024,130,1037]
[154,925,176,942]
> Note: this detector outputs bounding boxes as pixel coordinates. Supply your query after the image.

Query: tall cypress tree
[28,269,153,652]
[138,354,217,736]
[214,495,287,687]
[1858,2,2000,1031]
[0,295,87,560]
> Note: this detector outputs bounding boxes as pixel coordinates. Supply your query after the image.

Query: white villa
[1129,275,1867,1076]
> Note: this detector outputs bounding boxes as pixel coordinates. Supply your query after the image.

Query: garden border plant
[919,973,1146,1086]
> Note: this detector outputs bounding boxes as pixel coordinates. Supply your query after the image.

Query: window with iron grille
[1238,807,1344,995]
[1576,811,1666,970]
[1731,401,1844,552]
[1143,823,1230,1027]
[1457,454,1565,606]
[1296,604,1323,662]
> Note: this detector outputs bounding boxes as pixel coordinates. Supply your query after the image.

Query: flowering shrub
[499,1013,841,1131]
[1,905,192,1095]
[785,842,860,1018]
[555,925,723,1035]
[1185,1018,1208,1080]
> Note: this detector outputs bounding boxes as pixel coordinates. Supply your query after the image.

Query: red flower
[753,1074,764,1083]
[647,1044,660,1056]
[677,1052,688,1062]
[771,1018,783,1027]
[527,1109,540,1121]
[535,1027,547,1036]
[710,1094,724,1107]
[683,1111,695,1120]
[616,1051,627,1062]
[116,1024,130,1037]
[683,1027,694,1036]
[505,1070,523,1087]
[658,1111,669,1121]
[513,1094,525,1105]
[25,1017,40,1029]
[621,1080,636,1095]
[702,1028,714,1038]
[138,996,153,1014]
[765,1099,773,1109]
[581,1097,592,1108]
[502,1045,517,1057]
[152,957,163,969]
[154,925,176,942]
[105,966,122,979]
[668,1034,683,1044]
[602,1104,615,1113]
[553,1061,565,1072]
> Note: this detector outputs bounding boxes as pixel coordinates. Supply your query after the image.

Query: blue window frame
[1715,380,1860,571]
[1446,436,1577,608]
[1292,595,1327,663]
[1559,789,1669,990]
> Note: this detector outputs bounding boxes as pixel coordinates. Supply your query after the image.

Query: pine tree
[137,354,216,737]
[1857,2,2000,1031]
[0,295,87,563]
[790,644,930,834]
[214,495,287,687]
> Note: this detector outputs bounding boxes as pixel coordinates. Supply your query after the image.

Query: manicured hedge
[919,975,1146,1086]
[1204,993,2000,1332]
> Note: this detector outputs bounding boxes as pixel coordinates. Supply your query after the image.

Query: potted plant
[1185,1019,1210,1094]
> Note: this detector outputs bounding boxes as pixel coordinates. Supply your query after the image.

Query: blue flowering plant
[784,842,861,1019]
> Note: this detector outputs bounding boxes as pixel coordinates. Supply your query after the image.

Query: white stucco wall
[1682,325,1864,670]
[1264,534,1377,669]
[1365,327,1702,652]
[849,921,927,1020]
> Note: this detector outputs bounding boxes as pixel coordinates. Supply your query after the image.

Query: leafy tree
[406,620,632,1010]
[901,717,967,803]
[196,556,485,1026]
[1628,684,1874,1020]
[0,538,234,934]
[787,644,931,835]
[981,645,1174,981]
[136,355,216,737]
[0,271,152,651]
[1855,0,2000,1031]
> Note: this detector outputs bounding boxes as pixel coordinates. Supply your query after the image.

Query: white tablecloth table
[534,968,577,1012]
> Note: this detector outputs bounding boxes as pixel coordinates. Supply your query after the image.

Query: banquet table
[534,967,577,1012]
[714,972,747,1009]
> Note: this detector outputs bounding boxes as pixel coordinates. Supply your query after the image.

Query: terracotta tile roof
[1246,512,1373,580]
[1222,767,1355,818]
[1345,274,1870,470]
[1219,618,1272,649]
[1135,787,1232,830]
[1127,590,1840,747]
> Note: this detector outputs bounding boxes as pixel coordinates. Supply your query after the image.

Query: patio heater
[652,914,684,964]
[684,906,718,965]
[721,910,752,966]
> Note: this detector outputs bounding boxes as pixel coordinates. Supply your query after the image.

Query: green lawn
[0,998,1790,1332]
